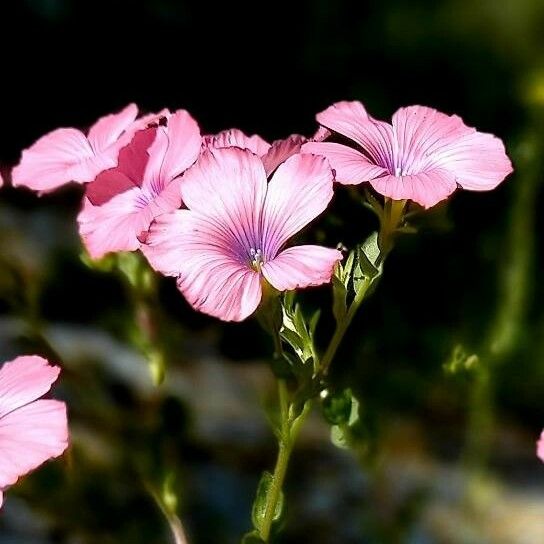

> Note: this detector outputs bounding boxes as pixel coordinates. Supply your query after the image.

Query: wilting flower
[303,101,513,208]
[0,355,68,507]
[12,104,155,193]
[142,147,342,322]
[538,431,544,463]
[205,128,306,176]
[78,110,201,259]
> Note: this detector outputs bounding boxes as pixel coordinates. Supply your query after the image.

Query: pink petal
[302,141,388,185]
[261,135,306,175]
[370,169,457,209]
[0,399,68,490]
[143,110,201,192]
[143,210,263,321]
[392,105,512,191]
[204,128,271,156]
[78,192,155,259]
[538,430,544,463]
[180,147,267,248]
[86,128,157,206]
[87,103,138,153]
[261,153,335,258]
[262,245,342,291]
[316,101,396,173]
[0,356,60,418]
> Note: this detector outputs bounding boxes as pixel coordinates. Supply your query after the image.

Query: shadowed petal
[262,245,342,291]
[0,399,68,489]
[261,153,334,258]
[0,356,60,418]
[262,135,306,175]
[302,141,388,185]
[204,128,271,156]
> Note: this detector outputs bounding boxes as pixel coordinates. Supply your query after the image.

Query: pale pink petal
[537,431,544,463]
[143,110,201,193]
[0,356,60,418]
[369,169,458,208]
[316,101,396,173]
[261,153,334,258]
[312,126,331,142]
[392,105,512,191]
[0,399,68,489]
[87,103,138,152]
[262,245,342,291]
[262,135,306,175]
[78,192,155,259]
[143,210,262,321]
[302,141,388,185]
[180,147,267,250]
[204,128,271,156]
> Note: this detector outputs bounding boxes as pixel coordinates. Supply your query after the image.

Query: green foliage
[251,471,284,537]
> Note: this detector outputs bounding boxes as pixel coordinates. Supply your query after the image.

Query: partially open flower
[303,101,513,208]
[0,355,68,507]
[78,110,201,259]
[142,147,342,322]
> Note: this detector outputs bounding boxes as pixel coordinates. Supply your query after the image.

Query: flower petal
[392,106,513,191]
[0,356,60,418]
[262,135,306,176]
[143,110,201,192]
[302,141,388,185]
[78,192,154,258]
[262,245,342,291]
[316,101,396,172]
[261,153,334,258]
[538,430,544,463]
[0,399,68,489]
[143,210,262,321]
[370,169,457,208]
[204,128,271,156]
[87,103,138,152]
[180,147,267,252]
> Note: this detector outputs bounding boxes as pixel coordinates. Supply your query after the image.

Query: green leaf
[332,275,348,323]
[321,389,353,425]
[242,531,266,544]
[251,471,284,534]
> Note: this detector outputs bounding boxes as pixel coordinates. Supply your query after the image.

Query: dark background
[0,1,543,543]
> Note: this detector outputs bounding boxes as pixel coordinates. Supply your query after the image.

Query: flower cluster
[9,100,513,323]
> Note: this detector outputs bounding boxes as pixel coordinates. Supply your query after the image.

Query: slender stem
[320,275,373,376]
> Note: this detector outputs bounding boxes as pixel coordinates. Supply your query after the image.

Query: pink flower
[538,430,544,463]
[303,101,513,208]
[0,355,68,508]
[142,147,342,322]
[78,110,201,259]
[205,128,306,176]
[12,104,157,194]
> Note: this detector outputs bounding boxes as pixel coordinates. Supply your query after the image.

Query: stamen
[249,248,264,272]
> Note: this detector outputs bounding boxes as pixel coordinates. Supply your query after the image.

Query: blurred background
[1,1,544,542]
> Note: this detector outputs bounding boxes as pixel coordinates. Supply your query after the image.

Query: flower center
[249,248,264,272]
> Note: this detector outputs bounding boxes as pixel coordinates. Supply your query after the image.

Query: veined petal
[204,128,271,156]
[180,147,267,252]
[262,245,342,291]
[302,141,388,185]
[370,169,457,208]
[262,135,306,176]
[0,356,60,418]
[0,399,68,489]
[316,100,396,172]
[87,103,138,153]
[392,106,512,190]
[143,110,201,192]
[261,153,334,258]
[78,192,155,258]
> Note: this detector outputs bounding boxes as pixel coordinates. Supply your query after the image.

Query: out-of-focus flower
[303,101,513,208]
[78,110,201,259]
[0,355,68,507]
[12,104,157,193]
[143,147,342,322]
[538,431,544,463]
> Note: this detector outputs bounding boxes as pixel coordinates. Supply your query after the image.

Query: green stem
[320,275,373,376]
